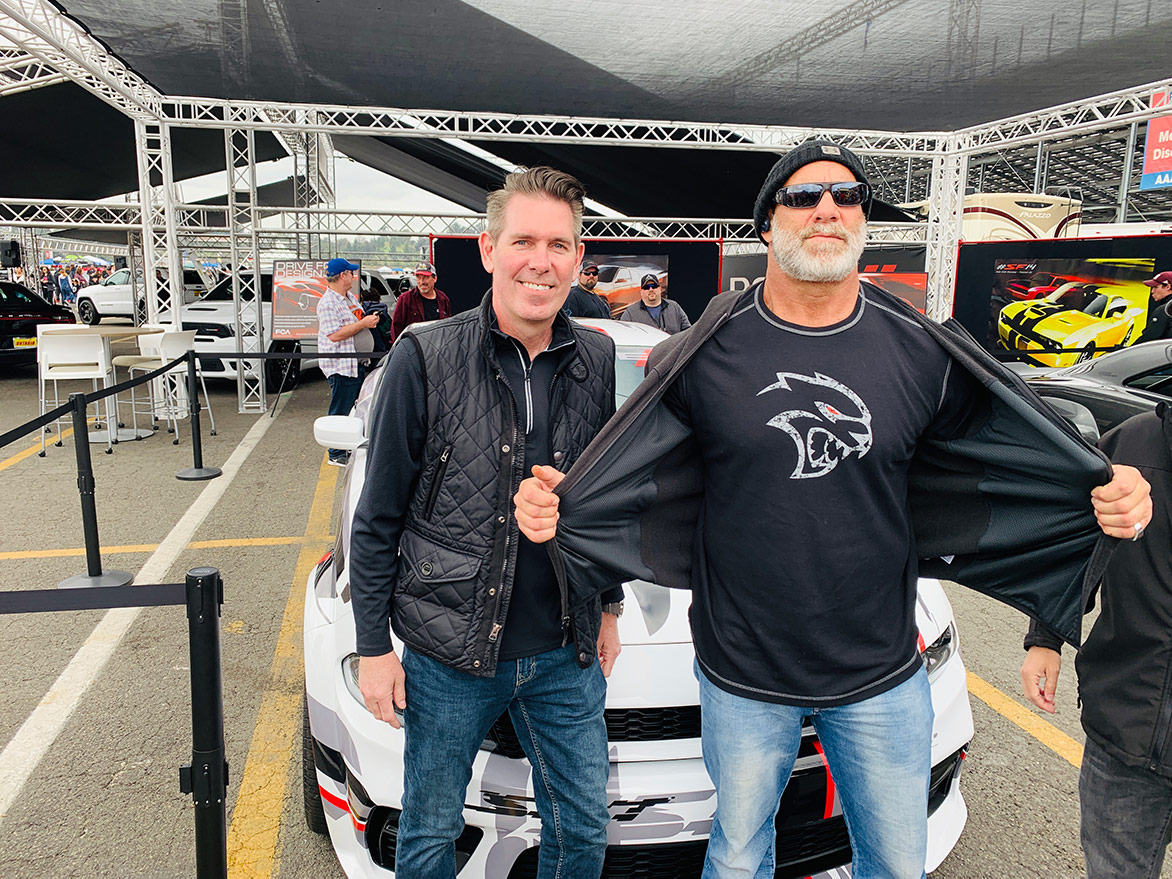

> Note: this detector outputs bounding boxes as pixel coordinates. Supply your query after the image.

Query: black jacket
[550,282,1115,648]
[1028,403,1172,777]
[564,285,610,319]
[354,294,618,677]
[620,298,692,334]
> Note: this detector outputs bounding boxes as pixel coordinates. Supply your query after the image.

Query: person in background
[1022,402,1172,879]
[390,261,451,342]
[563,258,611,319]
[316,257,380,467]
[619,273,691,333]
[57,268,74,306]
[1136,271,1172,343]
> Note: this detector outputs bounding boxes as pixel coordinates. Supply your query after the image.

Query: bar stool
[37,326,116,455]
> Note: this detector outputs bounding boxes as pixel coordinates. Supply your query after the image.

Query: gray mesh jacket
[551,282,1115,648]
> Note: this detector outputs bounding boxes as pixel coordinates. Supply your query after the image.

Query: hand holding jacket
[514,464,564,543]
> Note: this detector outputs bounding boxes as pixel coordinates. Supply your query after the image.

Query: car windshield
[0,282,43,307]
[596,266,619,284]
[203,274,273,302]
[614,349,652,404]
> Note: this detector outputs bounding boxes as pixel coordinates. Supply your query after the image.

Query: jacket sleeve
[349,339,427,655]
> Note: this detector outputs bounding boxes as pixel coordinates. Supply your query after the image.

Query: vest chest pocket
[423,444,453,520]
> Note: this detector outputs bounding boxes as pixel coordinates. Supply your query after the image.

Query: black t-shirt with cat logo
[666,286,976,706]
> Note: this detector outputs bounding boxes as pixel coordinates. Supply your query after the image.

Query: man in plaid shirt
[317,257,380,466]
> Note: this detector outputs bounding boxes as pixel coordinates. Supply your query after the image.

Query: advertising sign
[1140,90,1172,191]
[271,260,360,340]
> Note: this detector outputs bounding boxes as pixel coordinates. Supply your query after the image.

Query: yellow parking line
[0,428,75,473]
[0,535,332,561]
[966,671,1083,768]
[226,453,339,878]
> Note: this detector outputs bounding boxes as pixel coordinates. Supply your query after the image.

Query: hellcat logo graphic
[757,372,873,479]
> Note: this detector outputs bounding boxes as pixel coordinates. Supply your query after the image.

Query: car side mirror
[313,415,365,451]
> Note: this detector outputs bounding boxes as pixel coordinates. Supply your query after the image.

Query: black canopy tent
[2,0,1169,216]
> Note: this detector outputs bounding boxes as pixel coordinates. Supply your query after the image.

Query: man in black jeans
[1022,403,1172,877]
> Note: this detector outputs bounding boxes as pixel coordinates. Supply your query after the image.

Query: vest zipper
[423,444,452,519]
[486,368,521,658]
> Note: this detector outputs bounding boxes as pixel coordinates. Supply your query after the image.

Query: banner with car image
[271,260,360,340]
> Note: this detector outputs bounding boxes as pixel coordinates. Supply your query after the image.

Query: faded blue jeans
[396,644,609,879]
[1081,737,1172,878]
[697,661,933,879]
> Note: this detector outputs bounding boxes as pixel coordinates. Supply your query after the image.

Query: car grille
[196,356,226,372]
[506,818,852,879]
[928,746,966,815]
[483,706,701,759]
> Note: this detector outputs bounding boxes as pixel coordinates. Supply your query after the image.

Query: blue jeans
[1081,736,1172,878]
[697,662,932,879]
[397,644,609,879]
[326,370,364,460]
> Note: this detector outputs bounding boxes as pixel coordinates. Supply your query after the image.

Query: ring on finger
[1133,521,1146,542]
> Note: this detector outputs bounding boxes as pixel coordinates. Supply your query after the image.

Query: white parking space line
[0,412,278,823]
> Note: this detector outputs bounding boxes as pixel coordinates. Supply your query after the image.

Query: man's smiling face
[478,193,583,336]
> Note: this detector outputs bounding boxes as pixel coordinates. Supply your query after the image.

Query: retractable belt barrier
[0,568,230,879]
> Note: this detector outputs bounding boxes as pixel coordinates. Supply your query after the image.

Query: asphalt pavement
[0,351,1168,879]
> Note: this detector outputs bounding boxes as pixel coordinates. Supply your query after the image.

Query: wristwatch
[601,601,624,618]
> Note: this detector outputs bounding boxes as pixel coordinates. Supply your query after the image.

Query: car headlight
[922,623,956,683]
[342,653,364,706]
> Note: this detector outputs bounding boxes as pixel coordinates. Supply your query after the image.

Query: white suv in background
[76,267,209,325]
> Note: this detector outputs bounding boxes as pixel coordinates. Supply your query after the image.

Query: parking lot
[0,356,1167,879]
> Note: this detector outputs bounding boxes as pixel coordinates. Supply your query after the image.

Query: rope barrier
[0,582,185,614]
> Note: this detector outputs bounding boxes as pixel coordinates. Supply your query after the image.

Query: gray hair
[485,166,586,244]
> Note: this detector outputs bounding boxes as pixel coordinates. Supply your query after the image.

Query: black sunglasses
[581,269,599,275]
[642,282,660,290]
[774,181,870,209]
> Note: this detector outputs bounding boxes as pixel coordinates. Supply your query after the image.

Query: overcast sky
[172,153,466,214]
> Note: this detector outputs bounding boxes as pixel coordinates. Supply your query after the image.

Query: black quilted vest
[394,294,615,677]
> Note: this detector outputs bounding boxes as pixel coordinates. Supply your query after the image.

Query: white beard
[770,220,867,283]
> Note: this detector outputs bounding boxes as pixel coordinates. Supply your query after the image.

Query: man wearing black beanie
[515,138,1153,879]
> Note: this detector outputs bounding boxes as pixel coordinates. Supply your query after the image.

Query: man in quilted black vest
[349,166,624,879]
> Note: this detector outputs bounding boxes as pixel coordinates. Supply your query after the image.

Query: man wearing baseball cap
[317,258,380,466]
[515,139,1153,878]
[563,257,611,319]
[1136,270,1172,343]
[390,261,451,342]
[619,272,691,334]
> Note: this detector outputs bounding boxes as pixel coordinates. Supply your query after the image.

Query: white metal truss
[134,120,184,327]
[923,136,969,322]
[0,199,141,228]
[165,97,944,155]
[0,45,65,95]
[225,128,266,413]
[0,0,163,116]
[962,77,1172,153]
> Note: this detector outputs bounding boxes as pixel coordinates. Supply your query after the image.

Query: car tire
[302,695,329,835]
[1076,344,1097,364]
[265,341,301,391]
[77,299,100,325]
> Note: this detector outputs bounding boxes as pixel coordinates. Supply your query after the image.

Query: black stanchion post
[179,567,229,879]
[58,393,133,590]
[178,351,222,481]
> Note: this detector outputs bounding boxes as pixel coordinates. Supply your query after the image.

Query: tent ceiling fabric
[56,0,1170,130]
[0,82,286,201]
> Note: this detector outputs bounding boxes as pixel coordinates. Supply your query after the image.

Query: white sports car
[303,319,974,878]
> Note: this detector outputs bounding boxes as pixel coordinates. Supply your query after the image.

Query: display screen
[953,237,1171,368]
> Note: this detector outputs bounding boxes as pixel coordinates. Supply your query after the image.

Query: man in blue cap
[317,257,380,466]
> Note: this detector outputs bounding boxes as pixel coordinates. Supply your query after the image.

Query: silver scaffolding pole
[225,127,265,413]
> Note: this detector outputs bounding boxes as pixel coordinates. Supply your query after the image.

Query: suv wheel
[77,299,100,325]
[265,341,301,390]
